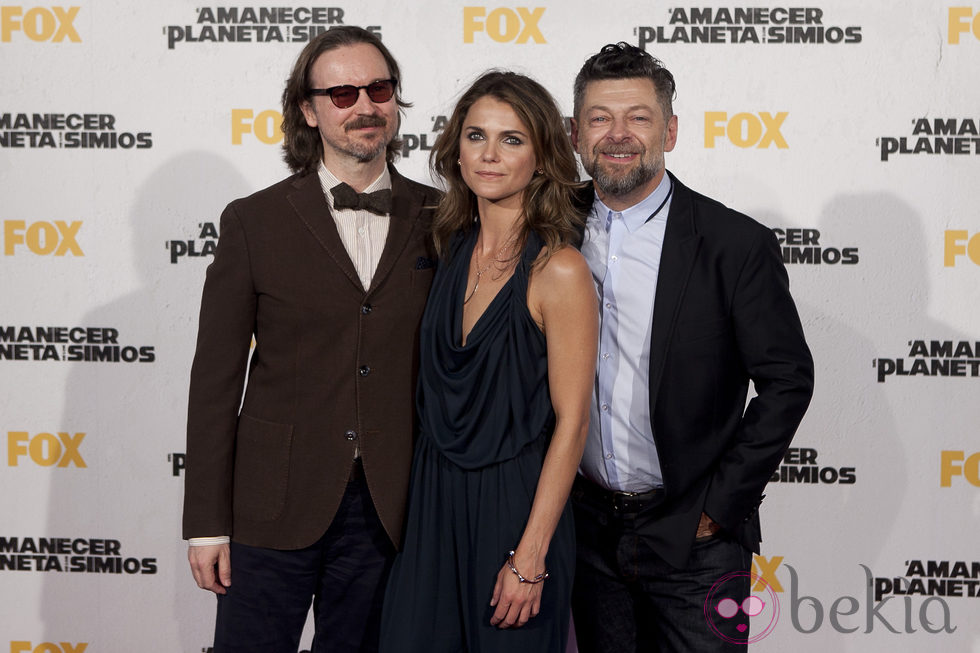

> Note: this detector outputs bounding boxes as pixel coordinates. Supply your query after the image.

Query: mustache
[595,143,644,156]
[345,115,388,132]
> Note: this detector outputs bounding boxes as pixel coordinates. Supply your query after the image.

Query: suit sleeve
[702,228,814,534]
[182,203,257,540]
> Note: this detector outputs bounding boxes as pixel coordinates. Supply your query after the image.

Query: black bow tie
[331,182,392,215]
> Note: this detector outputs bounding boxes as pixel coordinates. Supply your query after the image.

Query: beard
[331,115,394,162]
[581,145,660,198]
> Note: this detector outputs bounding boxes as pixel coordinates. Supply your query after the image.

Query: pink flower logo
[703,572,780,644]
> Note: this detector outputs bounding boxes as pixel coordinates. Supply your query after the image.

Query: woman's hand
[485,246,597,629]
[489,550,545,628]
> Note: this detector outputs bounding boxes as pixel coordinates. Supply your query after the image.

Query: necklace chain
[463,236,518,305]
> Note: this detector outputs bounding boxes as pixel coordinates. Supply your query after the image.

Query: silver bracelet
[506,550,549,584]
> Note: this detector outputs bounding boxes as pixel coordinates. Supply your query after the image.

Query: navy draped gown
[380,228,574,652]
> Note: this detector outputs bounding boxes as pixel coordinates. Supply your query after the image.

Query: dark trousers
[214,460,395,653]
[571,479,752,653]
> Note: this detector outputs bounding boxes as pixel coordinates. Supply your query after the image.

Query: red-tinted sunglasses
[308,79,397,109]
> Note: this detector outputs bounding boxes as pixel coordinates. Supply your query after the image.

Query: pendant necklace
[464,236,517,305]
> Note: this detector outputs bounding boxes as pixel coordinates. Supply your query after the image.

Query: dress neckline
[457,230,520,347]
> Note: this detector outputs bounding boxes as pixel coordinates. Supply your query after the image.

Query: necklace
[463,236,518,305]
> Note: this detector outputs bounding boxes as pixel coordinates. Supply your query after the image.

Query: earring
[457,159,461,165]
[535,169,544,175]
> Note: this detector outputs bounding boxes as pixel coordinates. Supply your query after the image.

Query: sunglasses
[716,596,766,619]
[307,79,397,109]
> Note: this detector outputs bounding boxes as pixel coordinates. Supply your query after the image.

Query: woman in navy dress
[380,71,598,652]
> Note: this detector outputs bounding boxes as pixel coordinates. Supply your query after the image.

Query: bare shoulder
[532,245,592,289]
[528,246,596,329]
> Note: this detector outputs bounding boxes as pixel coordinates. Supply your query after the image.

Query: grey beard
[334,115,394,162]
[345,140,388,162]
[328,137,389,163]
[587,157,658,198]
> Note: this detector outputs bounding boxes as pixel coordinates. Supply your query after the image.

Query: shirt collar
[592,172,672,233]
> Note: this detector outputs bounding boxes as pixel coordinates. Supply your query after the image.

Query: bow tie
[331,182,392,215]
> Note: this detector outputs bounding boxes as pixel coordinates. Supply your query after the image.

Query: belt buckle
[612,490,642,513]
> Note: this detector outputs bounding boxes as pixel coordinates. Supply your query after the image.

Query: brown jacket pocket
[232,414,293,523]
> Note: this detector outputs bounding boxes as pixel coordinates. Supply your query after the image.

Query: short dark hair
[573,42,676,121]
[280,27,408,174]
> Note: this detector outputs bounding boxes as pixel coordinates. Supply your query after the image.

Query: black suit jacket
[182,165,439,551]
[581,171,813,569]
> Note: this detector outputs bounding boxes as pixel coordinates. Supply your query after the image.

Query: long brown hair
[281,26,409,175]
[430,71,583,264]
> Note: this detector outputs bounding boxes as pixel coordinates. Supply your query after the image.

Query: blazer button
[345,430,357,441]
[361,304,373,315]
[359,365,371,376]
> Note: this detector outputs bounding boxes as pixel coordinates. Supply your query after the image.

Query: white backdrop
[2,1,979,651]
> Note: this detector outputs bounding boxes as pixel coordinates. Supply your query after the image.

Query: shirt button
[605,453,613,460]
[361,304,373,315]
[601,403,609,412]
[345,430,357,441]
[602,353,610,360]
[357,227,366,235]
[359,365,371,377]
[610,255,618,262]
[605,302,612,309]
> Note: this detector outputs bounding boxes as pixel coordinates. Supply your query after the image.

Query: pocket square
[415,256,435,270]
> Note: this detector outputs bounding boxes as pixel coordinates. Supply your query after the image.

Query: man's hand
[188,543,231,594]
[696,512,722,539]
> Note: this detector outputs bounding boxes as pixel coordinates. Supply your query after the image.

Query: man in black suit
[569,42,814,652]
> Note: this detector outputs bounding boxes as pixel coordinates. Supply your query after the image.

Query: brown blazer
[182,166,439,551]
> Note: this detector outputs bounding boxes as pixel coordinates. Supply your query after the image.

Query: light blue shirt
[579,173,673,493]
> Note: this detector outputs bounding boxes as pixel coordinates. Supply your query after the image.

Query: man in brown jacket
[182,27,438,652]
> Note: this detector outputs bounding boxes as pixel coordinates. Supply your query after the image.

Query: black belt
[573,475,664,515]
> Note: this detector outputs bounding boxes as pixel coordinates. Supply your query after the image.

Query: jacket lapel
[368,165,425,295]
[648,172,702,409]
[287,172,364,291]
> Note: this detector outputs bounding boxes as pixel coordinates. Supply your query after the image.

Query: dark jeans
[214,460,395,653]
[571,485,752,653]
